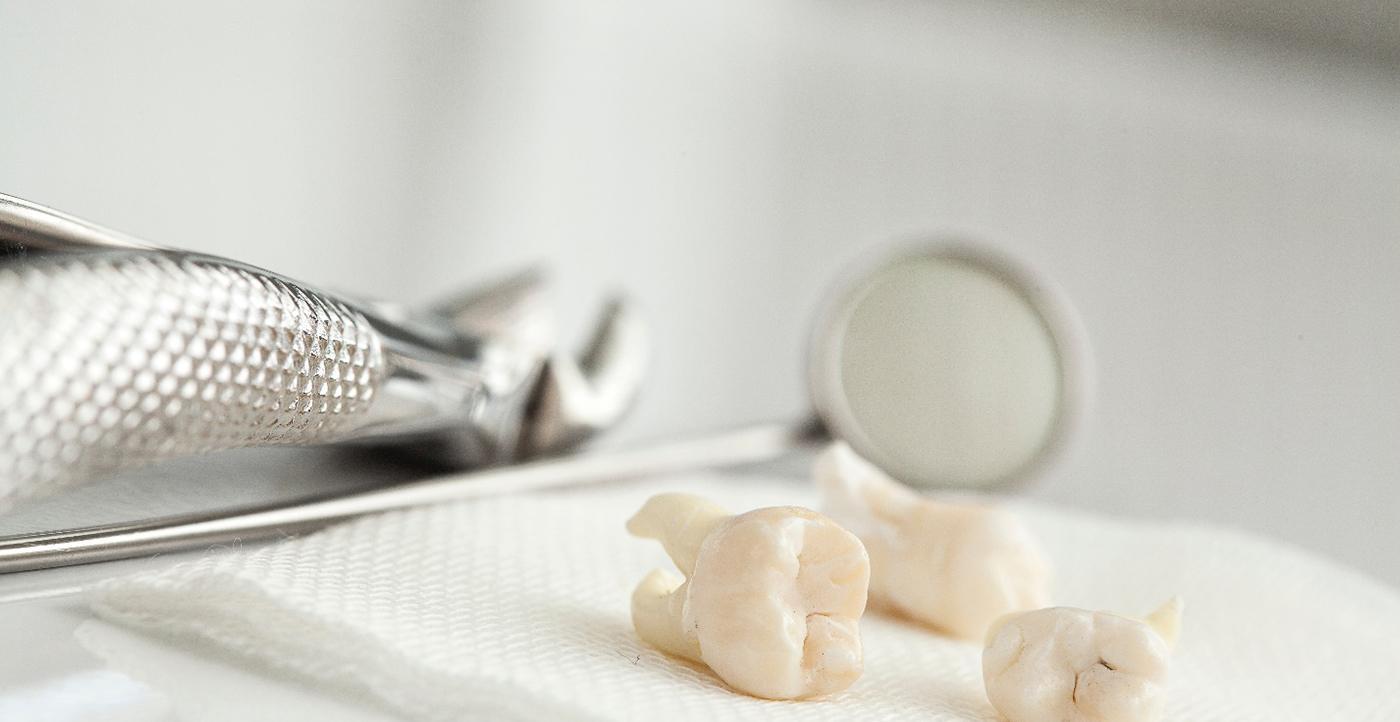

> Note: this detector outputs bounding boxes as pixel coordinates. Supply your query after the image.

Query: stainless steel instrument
[0,193,646,506]
[0,194,1088,574]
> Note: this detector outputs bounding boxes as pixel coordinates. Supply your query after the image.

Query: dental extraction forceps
[0,193,704,570]
[0,193,648,499]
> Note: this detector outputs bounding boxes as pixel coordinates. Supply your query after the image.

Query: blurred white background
[1,0,1398,581]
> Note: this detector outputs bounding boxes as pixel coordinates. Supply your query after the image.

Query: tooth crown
[983,604,1178,722]
[817,443,1050,639]
[627,495,871,700]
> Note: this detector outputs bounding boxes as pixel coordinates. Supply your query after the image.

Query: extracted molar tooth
[626,493,871,699]
[815,442,1051,639]
[983,598,1183,722]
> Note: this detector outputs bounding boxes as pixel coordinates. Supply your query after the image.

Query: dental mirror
[808,243,1086,488]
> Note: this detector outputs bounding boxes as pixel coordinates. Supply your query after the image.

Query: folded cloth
[90,474,1400,722]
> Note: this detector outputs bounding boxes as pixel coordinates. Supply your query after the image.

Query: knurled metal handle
[0,251,387,505]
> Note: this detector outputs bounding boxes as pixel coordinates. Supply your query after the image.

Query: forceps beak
[427,266,649,458]
[524,298,648,456]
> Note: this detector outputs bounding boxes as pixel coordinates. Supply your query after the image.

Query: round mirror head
[809,243,1087,489]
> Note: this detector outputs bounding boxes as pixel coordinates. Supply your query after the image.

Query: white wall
[2,0,1398,581]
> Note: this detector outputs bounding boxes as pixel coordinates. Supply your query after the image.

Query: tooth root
[524,296,649,456]
[1143,596,1184,650]
[626,493,730,574]
[813,445,869,516]
[815,442,918,526]
[631,569,702,663]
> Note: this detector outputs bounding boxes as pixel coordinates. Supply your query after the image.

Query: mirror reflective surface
[811,244,1086,489]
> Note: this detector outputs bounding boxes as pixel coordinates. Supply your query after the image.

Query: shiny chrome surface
[0,194,155,257]
[0,422,818,573]
[523,298,650,456]
[0,193,649,507]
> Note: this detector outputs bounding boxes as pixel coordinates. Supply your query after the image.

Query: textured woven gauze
[90,475,1400,721]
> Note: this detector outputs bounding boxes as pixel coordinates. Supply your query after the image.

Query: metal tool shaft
[0,422,821,573]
